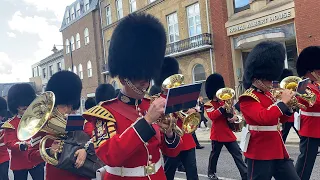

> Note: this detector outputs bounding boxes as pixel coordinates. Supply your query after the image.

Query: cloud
[0,52,13,75]
[22,0,75,20]
[8,11,62,60]
[7,32,16,38]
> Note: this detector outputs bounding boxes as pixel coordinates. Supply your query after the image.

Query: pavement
[195,123,300,144]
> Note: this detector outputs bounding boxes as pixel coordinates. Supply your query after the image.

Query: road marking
[175,171,237,180]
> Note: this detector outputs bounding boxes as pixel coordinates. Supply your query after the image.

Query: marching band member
[0,97,9,180]
[204,73,247,180]
[84,97,96,137]
[85,97,96,110]
[83,13,182,180]
[239,41,299,180]
[279,69,300,143]
[295,46,320,180]
[2,84,44,180]
[157,57,198,180]
[28,71,90,180]
[95,83,116,103]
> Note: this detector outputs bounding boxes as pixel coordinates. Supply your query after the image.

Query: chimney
[52,45,58,53]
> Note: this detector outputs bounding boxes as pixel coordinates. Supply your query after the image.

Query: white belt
[301,111,320,117]
[248,125,279,131]
[0,143,4,147]
[104,158,162,177]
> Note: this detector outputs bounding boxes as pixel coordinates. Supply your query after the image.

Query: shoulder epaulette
[83,104,116,122]
[239,88,260,102]
[98,98,117,106]
[1,119,15,129]
[204,101,213,107]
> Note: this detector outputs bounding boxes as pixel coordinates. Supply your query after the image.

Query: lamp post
[53,41,74,72]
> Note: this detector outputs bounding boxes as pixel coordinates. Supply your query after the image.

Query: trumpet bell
[280,76,302,90]
[216,88,235,101]
[182,112,201,134]
[17,91,67,141]
[162,74,184,92]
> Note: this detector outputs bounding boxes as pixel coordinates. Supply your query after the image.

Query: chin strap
[124,78,148,95]
[253,79,272,92]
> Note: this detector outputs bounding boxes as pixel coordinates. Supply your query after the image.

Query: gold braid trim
[83,105,116,122]
[240,88,260,102]
[204,101,213,107]
[1,119,15,129]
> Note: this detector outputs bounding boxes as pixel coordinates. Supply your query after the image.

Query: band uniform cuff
[218,107,226,115]
[133,118,156,143]
[276,101,290,115]
[165,133,180,149]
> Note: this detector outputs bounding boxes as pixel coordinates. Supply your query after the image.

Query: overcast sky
[0,0,74,83]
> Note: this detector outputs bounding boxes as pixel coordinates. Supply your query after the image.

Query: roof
[38,49,64,66]
[0,82,36,97]
[60,0,99,31]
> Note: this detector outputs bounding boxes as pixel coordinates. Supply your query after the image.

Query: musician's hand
[228,115,238,123]
[186,108,197,114]
[281,89,295,105]
[145,97,166,124]
[74,149,87,169]
[158,115,175,138]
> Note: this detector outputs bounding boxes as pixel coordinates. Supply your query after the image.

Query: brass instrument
[149,74,201,136]
[271,76,316,110]
[216,88,245,132]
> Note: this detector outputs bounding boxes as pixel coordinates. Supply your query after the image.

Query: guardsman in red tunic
[82,13,182,180]
[153,57,198,180]
[27,71,90,180]
[2,84,45,180]
[279,69,300,143]
[84,97,97,137]
[204,73,247,180]
[239,41,300,180]
[0,97,9,180]
[295,46,320,180]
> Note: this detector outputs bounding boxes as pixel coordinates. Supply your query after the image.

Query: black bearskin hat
[205,73,225,100]
[149,85,161,96]
[45,71,82,107]
[95,84,116,103]
[244,41,285,87]
[279,69,293,81]
[296,46,320,76]
[85,97,96,110]
[7,83,36,114]
[154,56,180,86]
[108,13,167,81]
[0,97,7,117]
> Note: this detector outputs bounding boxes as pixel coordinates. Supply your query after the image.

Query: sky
[0,0,74,83]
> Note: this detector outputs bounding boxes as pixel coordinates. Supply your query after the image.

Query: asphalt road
[174,143,320,180]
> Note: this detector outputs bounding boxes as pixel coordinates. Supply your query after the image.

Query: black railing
[165,33,212,55]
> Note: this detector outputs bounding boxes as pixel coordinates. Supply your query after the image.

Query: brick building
[100,0,214,97]
[60,0,104,112]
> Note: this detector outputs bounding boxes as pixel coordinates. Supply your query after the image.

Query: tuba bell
[17,91,67,165]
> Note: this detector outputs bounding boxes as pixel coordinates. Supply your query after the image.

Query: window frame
[85,0,90,11]
[76,33,81,49]
[166,12,180,43]
[84,28,90,45]
[70,36,75,51]
[65,10,70,23]
[233,0,250,13]
[187,3,202,37]
[70,7,75,20]
[116,0,123,20]
[87,61,93,77]
[129,0,137,13]
[49,65,53,77]
[65,39,70,54]
[76,3,81,17]
[106,5,112,25]
[73,65,77,75]
[192,64,206,83]
[42,68,46,78]
[57,62,62,71]
[78,64,83,79]
[149,0,156,3]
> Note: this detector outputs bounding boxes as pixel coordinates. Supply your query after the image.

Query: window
[234,0,250,13]
[68,67,72,71]
[129,0,136,13]
[149,0,156,3]
[76,33,81,49]
[84,28,90,45]
[32,67,36,77]
[57,62,62,71]
[187,3,202,37]
[65,39,70,54]
[192,64,206,83]
[49,65,54,77]
[73,65,77,74]
[106,5,112,25]
[166,13,179,43]
[65,10,70,23]
[42,68,46,78]
[87,61,92,77]
[84,0,90,11]
[116,0,123,20]
[78,64,83,79]
[76,3,81,17]
[70,7,75,20]
[70,36,75,51]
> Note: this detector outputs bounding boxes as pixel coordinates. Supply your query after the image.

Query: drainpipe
[99,0,106,65]
[205,0,214,74]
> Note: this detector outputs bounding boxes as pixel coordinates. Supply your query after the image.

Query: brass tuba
[17,91,67,165]
[271,76,316,109]
[149,74,201,136]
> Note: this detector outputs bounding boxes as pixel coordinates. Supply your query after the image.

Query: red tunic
[239,88,291,160]
[2,116,38,170]
[83,96,182,180]
[297,83,320,138]
[0,130,9,164]
[28,132,90,180]
[204,100,237,142]
[83,120,94,137]
[176,117,196,151]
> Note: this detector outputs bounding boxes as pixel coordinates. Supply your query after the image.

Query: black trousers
[208,141,247,180]
[12,163,45,180]
[282,122,300,143]
[0,161,9,180]
[295,136,320,180]
[247,158,300,180]
[164,148,198,180]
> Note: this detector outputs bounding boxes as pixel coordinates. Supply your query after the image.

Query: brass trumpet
[148,74,201,136]
[216,87,236,114]
[271,76,316,110]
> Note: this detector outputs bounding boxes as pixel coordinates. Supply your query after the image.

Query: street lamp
[53,41,74,72]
